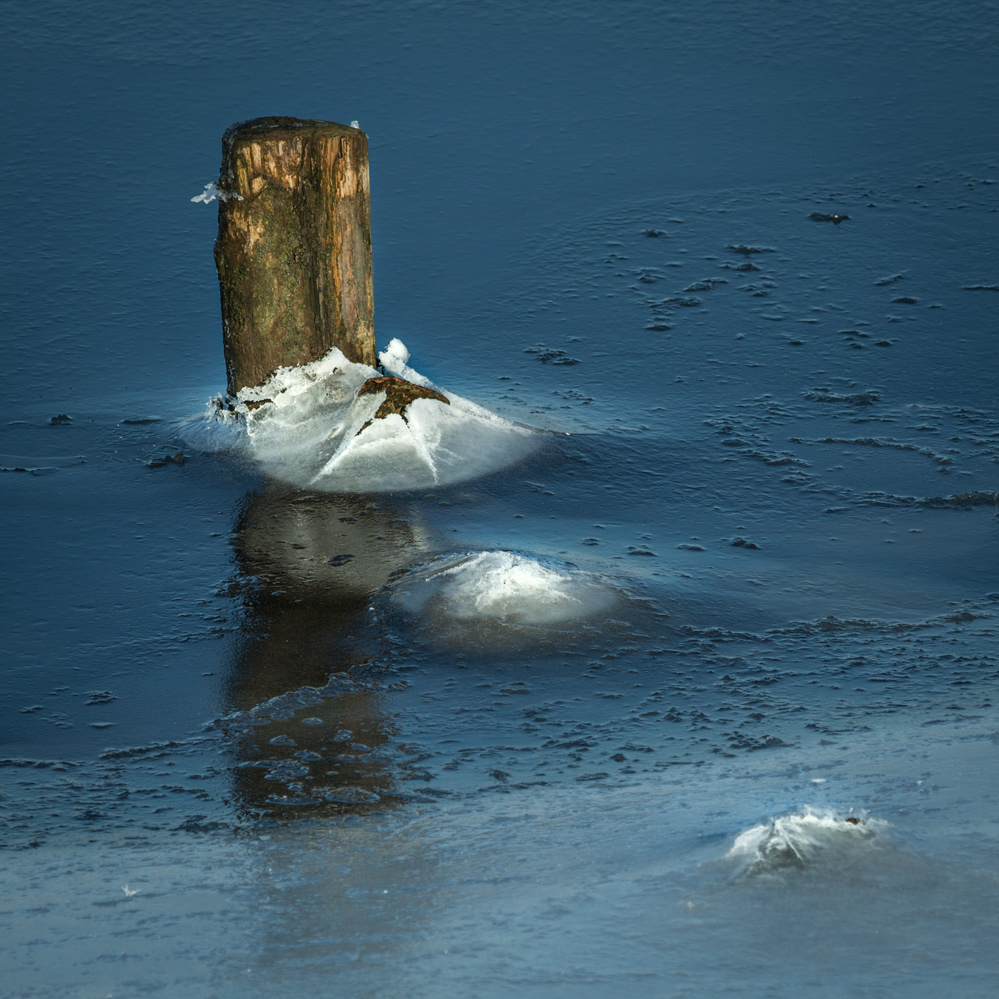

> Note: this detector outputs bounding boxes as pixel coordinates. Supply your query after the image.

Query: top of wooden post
[221,116,362,153]
[215,116,376,396]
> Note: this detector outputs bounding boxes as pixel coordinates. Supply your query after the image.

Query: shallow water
[3,2,999,996]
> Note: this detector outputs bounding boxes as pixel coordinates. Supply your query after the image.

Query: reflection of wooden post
[214,117,377,397]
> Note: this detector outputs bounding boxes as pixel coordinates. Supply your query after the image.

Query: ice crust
[727,809,887,875]
[391,550,617,626]
[187,339,540,492]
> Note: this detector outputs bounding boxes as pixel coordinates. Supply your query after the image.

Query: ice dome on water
[727,809,888,876]
[187,339,540,492]
[391,550,618,627]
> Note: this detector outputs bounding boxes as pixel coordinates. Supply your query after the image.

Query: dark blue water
[3,2,999,996]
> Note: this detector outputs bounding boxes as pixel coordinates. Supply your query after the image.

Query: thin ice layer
[186,339,540,492]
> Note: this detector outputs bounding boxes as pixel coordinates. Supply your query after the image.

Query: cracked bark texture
[215,117,376,395]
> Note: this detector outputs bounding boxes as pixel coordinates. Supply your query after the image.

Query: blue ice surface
[2,2,999,997]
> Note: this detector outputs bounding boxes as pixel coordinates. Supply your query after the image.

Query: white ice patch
[190,181,243,204]
[184,339,540,493]
[391,550,617,626]
[727,809,887,875]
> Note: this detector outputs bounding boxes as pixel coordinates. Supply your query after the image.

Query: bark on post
[214,117,377,397]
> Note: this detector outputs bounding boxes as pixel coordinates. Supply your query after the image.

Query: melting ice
[186,339,540,492]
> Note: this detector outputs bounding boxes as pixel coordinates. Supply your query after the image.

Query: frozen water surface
[3,1,999,997]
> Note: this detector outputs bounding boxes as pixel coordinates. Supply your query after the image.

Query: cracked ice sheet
[188,339,541,493]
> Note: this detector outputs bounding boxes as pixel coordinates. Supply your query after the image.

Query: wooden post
[214,117,377,397]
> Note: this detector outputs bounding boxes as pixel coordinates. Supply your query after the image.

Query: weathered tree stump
[214,117,377,396]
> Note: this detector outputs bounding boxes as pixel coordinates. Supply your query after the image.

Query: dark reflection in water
[221,483,434,822]
[234,481,429,608]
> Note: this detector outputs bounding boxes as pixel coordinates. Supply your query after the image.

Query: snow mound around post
[186,339,540,492]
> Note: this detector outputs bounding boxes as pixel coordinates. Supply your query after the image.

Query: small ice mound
[392,551,617,627]
[182,339,540,492]
[727,809,887,876]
